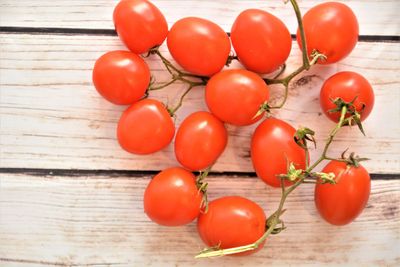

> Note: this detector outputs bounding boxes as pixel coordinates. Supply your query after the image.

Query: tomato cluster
[92,0,375,257]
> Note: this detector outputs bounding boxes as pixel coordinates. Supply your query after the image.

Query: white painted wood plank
[0,173,399,266]
[1,34,399,173]
[0,0,399,36]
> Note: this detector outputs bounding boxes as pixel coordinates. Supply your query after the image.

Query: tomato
[144,167,202,226]
[297,2,358,64]
[167,17,231,76]
[117,99,174,154]
[197,196,266,256]
[92,51,150,105]
[205,69,269,126]
[113,0,168,54]
[315,161,370,225]
[231,9,292,74]
[320,71,374,122]
[175,111,227,171]
[251,118,306,188]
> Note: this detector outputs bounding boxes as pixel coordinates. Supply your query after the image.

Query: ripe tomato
[113,0,168,54]
[117,99,174,154]
[92,50,150,105]
[320,71,374,122]
[205,69,269,126]
[197,196,266,255]
[144,167,202,226]
[297,2,358,64]
[175,111,227,171]
[167,17,231,76]
[251,118,306,188]
[315,161,371,225]
[231,9,292,74]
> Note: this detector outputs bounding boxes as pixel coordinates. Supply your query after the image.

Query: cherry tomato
[167,17,231,76]
[144,167,202,226]
[320,71,374,122]
[315,161,370,225]
[113,0,168,54]
[251,118,306,188]
[297,2,358,64]
[197,196,266,256]
[117,99,174,154]
[205,69,270,126]
[231,9,292,74]
[92,51,150,105]
[175,111,227,171]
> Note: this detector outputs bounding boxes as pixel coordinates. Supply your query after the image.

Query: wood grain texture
[1,34,399,173]
[0,173,399,267]
[0,0,399,36]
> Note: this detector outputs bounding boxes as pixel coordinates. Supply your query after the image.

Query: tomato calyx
[196,166,212,213]
[328,97,366,135]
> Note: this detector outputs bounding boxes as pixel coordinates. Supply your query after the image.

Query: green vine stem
[195,105,350,258]
[196,166,213,213]
[145,48,208,116]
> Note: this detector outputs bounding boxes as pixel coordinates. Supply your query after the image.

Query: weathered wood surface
[1,34,399,173]
[0,173,399,266]
[0,0,399,36]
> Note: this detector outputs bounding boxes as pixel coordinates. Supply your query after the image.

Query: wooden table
[1,1,399,266]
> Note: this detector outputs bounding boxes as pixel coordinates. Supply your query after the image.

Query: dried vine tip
[280,162,303,181]
[313,172,336,184]
[294,127,316,149]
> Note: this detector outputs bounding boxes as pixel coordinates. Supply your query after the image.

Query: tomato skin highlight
[315,161,371,226]
[205,69,270,126]
[175,111,228,171]
[113,0,168,54]
[320,71,374,122]
[92,51,150,105]
[144,167,202,226]
[231,9,292,74]
[251,118,306,188]
[117,99,174,154]
[167,17,231,76]
[197,196,266,256]
[297,2,359,64]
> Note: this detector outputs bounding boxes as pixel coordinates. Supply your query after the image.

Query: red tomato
[167,17,231,76]
[231,9,292,74]
[251,118,306,188]
[320,71,374,122]
[113,0,168,54]
[205,69,270,126]
[315,161,371,225]
[92,51,150,105]
[197,196,266,256]
[175,111,227,171]
[144,167,202,226]
[297,2,358,64]
[117,99,174,154]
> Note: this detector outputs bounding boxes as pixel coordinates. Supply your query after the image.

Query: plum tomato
[144,167,202,226]
[231,9,292,74]
[251,118,306,188]
[174,111,228,171]
[92,50,150,105]
[197,196,266,256]
[167,17,231,76]
[117,99,174,154]
[113,0,168,54]
[297,2,359,64]
[320,71,374,122]
[315,161,371,225]
[205,69,270,126]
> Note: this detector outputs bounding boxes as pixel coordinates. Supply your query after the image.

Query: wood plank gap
[0,168,398,180]
[1,26,399,42]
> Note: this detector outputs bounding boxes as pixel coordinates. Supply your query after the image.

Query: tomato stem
[289,0,310,69]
